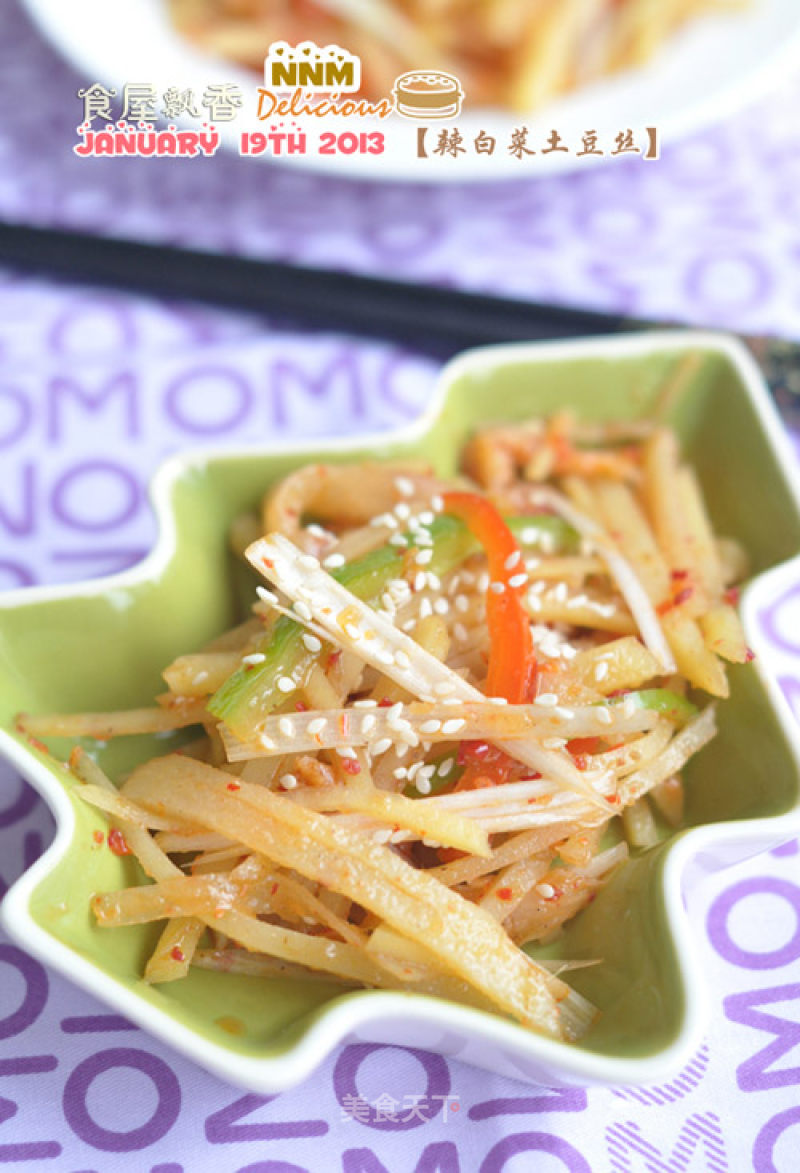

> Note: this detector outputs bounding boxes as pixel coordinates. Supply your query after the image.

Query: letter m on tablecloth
[606,1113,728,1172]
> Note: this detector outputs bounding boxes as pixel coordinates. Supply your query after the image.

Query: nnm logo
[265,42,361,93]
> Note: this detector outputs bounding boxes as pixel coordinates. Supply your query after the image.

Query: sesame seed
[395,649,411,668]
[455,594,470,613]
[438,758,454,777]
[302,633,322,653]
[433,681,454,696]
[528,595,542,613]
[389,533,406,546]
[431,495,444,512]
[553,706,575,720]
[509,573,528,589]
[419,597,433,620]
[241,652,266,666]
[277,676,295,693]
[323,553,346,569]
[419,511,434,525]
[505,550,521,570]
[415,548,433,566]
[259,734,277,749]
[307,717,326,735]
[280,773,298,790]
[553,582,569,602]
[368,513,396,532]
[442,718,466,735]
[536,883,555,899]
[414,571,427,593]
[344,623,362,641]
[433,598,449,615]
[488,697,508,705]
[361,714,377,734]
[393,767,409,779]
[399,727,419,747]
[622,698,637,719]
[394,503,411,521]
[395,476,415,497]
[596,707,613,726]
[490,580,505,595]
[419,719,441,734]
[337,746,357,759]
[372,737,392,756]
[256,586,278,605]
[426,573,441,591]
[278,717,295,737]
[543,737,565,750]
[293,599,313,621]
[298,553,319,570]
[567,593,589,610]
[194,670,209,684]
[415,776,432,795]
[353,698,378,708]
[594,662,609,681]
[536,693,558,707]
[402,619,417,632]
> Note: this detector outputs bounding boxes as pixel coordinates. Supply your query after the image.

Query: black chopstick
[1,220,798,424]
[0,220,635,358]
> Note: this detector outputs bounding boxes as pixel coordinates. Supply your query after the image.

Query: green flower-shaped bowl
[2,333,800,1091]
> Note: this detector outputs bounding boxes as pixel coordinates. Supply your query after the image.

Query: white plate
[23,0,800,182]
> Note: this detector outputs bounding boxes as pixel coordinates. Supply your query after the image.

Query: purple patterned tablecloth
[2,1,800,1169]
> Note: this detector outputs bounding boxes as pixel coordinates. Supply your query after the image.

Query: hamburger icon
[393,71,464,119]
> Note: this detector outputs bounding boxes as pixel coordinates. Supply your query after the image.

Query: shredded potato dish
[167,0,749,111]
[18,412,752,1043]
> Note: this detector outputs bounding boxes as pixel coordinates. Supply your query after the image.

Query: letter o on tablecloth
[707,878,800,969]
[480,1131,591,1172]
[63,1048,181,1152]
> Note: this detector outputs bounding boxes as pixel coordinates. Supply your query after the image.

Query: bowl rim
[2,329,800,1092]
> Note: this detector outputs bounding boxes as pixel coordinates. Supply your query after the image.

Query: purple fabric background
[1,1,800,1168]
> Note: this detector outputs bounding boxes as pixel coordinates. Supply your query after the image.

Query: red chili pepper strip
[442,491,537,790]
[441,491,537,704]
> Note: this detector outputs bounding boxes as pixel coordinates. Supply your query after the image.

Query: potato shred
[19,413,751,1044]
[168,0,748,113]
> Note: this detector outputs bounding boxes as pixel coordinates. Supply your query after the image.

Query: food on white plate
[18,411,752,1042]
[166,0,750,111]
